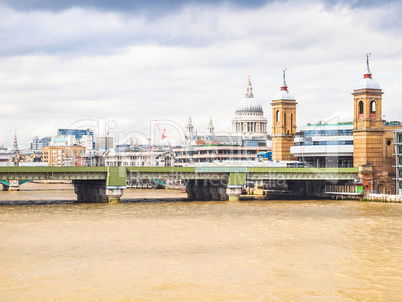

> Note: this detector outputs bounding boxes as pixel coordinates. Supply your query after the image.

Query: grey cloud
[1,0,402,147]
[1,0,401,58]
[0,0,268,13]
[0,0,397,13]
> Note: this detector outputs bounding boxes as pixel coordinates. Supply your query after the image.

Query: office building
[41,146,86,166]
[291,123,354,167]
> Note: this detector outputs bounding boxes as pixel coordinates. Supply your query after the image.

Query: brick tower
[353,53,384,191]
[271,68,297,161]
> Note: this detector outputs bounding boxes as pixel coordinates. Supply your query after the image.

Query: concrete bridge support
[194,183,205,201]
[286,180,328,198]
[73,181,126,203]
[0,180,20,191]
[186,180,196,200]
[105,187,124,204]
[8,180,20,191]
[218,186,229,201]
[203,183,212,201]
[73,180,108,203]
[185,180,229,201]
[226,186,242,201]
[209,185,220,201]
[208,180,229,201]
[186,180,207,201]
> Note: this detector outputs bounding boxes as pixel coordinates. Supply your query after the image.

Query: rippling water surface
[1,186,401,301]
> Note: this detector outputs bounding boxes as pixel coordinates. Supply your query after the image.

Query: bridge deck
[0,166,359,186]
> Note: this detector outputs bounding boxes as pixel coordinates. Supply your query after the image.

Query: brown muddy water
[1,183,401,301]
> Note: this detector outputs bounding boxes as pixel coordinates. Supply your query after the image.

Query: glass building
[394,130,402,195]
[57,129,94,140]
[290,123,354,168]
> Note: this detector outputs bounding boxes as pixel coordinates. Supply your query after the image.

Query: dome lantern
[235,76,263,113]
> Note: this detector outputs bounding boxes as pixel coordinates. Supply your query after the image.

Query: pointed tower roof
[245,75,254,98]
[356,53,380,89]
[273,68,295,101]
[236,76,263,113]
[208,115,214,128]
[185,114,193,127]
[185,114,195,137]
[12,133,19,152]
[207,115,215,136]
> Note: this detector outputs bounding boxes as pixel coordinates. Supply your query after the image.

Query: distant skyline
[1,0,402,148]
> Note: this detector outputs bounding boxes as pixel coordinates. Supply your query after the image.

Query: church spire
[185,114,194,137]
[245,75,254,98]
[12,132,19,152]
[207,115,214,136]
[364,53,372,79]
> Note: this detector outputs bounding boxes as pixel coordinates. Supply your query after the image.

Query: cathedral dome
[231,76,268,137]
[235,77,263,113]
[236,98,263,113]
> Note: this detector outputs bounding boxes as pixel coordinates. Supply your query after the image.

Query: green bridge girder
[0,180,10,186]
[0,166,359,187]
[0,167,108,183]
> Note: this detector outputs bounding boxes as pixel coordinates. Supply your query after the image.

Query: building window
[284,113,287,129]
[370,100,376,113]
[369,100,376,118]
[291,113,293,132]
[276,110,280,124]
[359,101,364,115]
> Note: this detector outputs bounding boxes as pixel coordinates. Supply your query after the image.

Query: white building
[81,135,94,150]
[51,135,77,146]
[104,149,175,167]
[290,123,354,168]
[95,136,114,150]
[177,77,271,165]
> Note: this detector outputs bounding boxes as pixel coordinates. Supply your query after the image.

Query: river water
[1,184,402,301]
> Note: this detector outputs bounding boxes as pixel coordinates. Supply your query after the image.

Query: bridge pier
[209,185,220,201]
[8,180,20,191]
[194,183,205,201]
[73,180,108,203]
[185,180,208,201]
[73,181,126,203]
[203,183,212,201]
[218,186,229,201]
[105,187,124,204]
[186,180,229,201]
[226,185,242,202]
[186,180,196,200]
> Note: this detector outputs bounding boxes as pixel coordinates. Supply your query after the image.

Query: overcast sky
[1,0,402,148]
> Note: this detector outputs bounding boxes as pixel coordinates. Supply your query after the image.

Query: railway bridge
[0,166,359,202]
